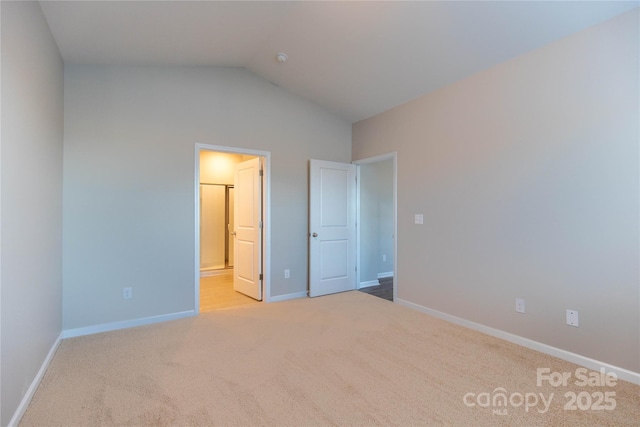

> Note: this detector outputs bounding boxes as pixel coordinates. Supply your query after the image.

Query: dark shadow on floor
[358,277,393,301]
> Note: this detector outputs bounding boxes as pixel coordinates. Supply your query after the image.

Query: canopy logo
[463,367,617,416]
[463,388,553,415]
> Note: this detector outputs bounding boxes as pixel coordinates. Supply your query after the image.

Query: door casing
[194,143,271,313]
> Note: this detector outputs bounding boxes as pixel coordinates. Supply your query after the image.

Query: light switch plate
[414,214,424,225]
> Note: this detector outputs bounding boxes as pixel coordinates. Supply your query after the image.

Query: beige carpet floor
[20,291,639,426]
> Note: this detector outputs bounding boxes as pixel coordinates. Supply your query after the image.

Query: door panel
[320,240,348,279]
[236,240,255,280]
[233,157,262,300]
[309,159,356,297]
[320,168,349,226]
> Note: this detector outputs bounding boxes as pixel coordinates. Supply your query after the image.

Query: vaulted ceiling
[40,1,638,122]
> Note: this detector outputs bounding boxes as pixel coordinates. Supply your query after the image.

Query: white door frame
[194,143,271,313]
[353,152,398,301]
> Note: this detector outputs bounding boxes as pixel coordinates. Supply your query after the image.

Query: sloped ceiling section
[40,1,638,122]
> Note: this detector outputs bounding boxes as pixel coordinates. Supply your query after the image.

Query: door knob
[312,232,318,238]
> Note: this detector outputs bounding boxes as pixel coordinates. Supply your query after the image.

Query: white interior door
[309,159,356,297]
[233,157,262,300]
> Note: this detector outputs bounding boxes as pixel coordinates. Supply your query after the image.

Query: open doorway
[195,144,271,312]
[355,154,397,302]
[307,154,396,300]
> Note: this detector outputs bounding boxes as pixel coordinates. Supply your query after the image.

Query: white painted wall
[199,151,243,185]
[63,65,351,330]
[359,164,379,285]
[353,10,639,372]
[0,2,64,424]
[375,160,394,276]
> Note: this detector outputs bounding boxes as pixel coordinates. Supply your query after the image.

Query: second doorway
[199,149,263,311]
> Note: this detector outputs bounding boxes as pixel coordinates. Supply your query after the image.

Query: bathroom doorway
[197,147,267,311]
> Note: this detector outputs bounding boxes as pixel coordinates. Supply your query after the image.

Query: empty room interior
[1,1,639,425]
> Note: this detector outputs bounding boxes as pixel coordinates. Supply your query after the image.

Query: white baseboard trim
[61,310,196,339]
[9,332,63,427]
[359,280,380,289]
[269,291,307,303]
[200,269,232,277]
[377,271,393,279]
[396,298,640,386]
[200,270,216,277]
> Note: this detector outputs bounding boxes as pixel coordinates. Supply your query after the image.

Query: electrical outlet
[566,309,579,327]
[414,214,424,225]
[515,298,525,314]
[284,269,290,279]
[382,254,387,262]
[123,287,133,300]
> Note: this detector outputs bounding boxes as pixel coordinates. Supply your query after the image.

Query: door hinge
[259,273,263,281]
[259,169,264,177]
[259,220,263,228]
